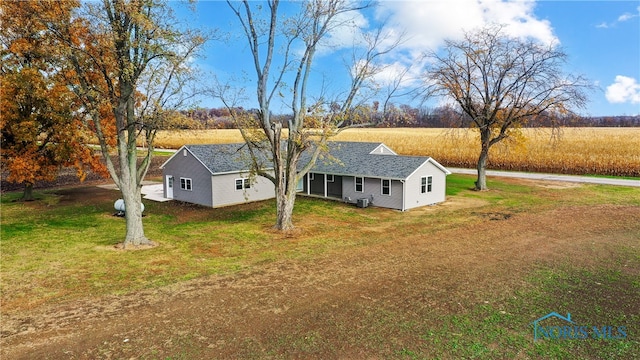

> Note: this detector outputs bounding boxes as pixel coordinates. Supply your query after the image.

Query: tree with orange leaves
[0,0,105,201]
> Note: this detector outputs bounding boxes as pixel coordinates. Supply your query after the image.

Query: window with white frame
[355,177,364,192]
[235,178,251,190]
[421,176,433,193]
[381,179,391,195]
[180,177,192,191]
[326,174,335,182]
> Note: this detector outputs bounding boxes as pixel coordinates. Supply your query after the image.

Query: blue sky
[176,1,640,117]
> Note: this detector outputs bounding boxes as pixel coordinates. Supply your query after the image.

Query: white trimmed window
[326,174,335,182]
[381,179,391,195]
[355,177,364,192]
[180,177,192,191]
[235,178,251,190]
[421,176,433,193]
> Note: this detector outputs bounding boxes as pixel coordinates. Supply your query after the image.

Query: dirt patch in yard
[517,178,585,189]
[2,198,638,359]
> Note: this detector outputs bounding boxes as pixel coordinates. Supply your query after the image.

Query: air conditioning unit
[357,198,369,208]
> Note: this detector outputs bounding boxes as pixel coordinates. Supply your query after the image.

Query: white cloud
[376,0,557,51]
[363,0,557,94]
[370,58,426,89]
[598,5,639,28]
[618,6,640,22]
[618,13,634,22]
[605,76,640,104]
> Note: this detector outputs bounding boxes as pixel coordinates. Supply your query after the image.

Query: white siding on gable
[404,160,447,210]
[370,144,397,155]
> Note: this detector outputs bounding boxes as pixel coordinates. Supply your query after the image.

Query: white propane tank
[114,199,145,213]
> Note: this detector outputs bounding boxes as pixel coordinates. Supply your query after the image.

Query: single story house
[160,141,451,211]
[160,143,276,208]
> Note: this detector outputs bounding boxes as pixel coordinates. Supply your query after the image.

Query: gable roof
[161,141,450,179]
[160,143,267,175]
[306,142,430,180]
[306,141,450,179]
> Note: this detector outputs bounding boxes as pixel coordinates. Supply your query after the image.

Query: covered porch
[301,172,343,199]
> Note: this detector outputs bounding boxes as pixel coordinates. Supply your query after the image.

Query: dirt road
[449,168,640,187]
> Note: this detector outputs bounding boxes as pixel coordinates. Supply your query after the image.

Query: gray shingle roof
[175,141,438,179]
[184,143,268,174]
[306,142,431,179]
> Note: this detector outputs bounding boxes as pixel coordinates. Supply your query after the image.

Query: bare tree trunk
[272,137,298,230]
[475,147,489,191]
[274,185,296,230]
[475,131,490,191]
[114,96,152,247]
[121,179,149,246]
[119,154,151,247]
[22,183,34,201]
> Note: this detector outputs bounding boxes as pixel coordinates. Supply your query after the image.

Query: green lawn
[1,175,639,359]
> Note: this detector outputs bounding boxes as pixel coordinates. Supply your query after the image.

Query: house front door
[166,175,174,199]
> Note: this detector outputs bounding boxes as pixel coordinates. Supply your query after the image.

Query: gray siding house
[301,142,450,210]
[160,144,275,208]
[161,141,450,210]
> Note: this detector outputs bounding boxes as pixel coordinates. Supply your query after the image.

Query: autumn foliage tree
[0,0,105,200]
[49,0,206,246]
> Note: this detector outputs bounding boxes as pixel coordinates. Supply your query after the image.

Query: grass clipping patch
[111,241,159,251]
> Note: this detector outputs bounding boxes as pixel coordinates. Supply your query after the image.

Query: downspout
[401,179,406,211]
[307,174,310,195]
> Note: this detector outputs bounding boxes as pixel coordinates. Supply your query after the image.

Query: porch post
[324,174,328,198]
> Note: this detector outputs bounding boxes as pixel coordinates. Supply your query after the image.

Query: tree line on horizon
[168,105,640,130]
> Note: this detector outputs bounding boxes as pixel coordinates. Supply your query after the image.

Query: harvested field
[152,127,640,177]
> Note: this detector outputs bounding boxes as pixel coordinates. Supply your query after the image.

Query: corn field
[152,128,640,177]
